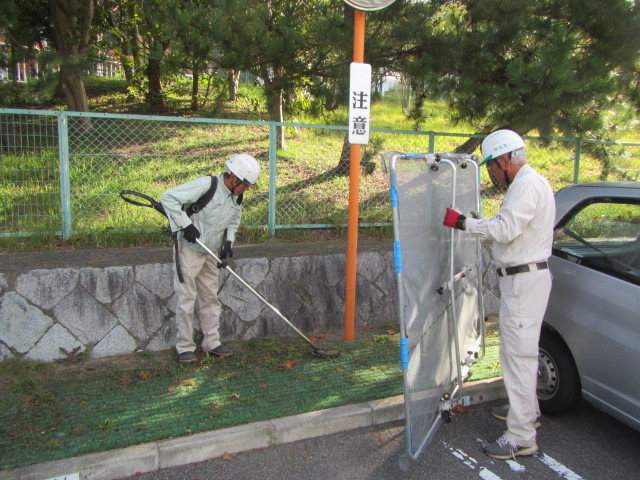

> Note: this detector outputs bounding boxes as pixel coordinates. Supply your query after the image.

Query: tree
[1,0,55,82]
[100,0,145,91]
[214,0,351,149]
[49,0,95,112]
[165,0,219,112]
[392,0,640,150]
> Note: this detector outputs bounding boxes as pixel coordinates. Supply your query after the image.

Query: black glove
[217,240,233,269]
[220,240,233,260]
[182,224,200,243]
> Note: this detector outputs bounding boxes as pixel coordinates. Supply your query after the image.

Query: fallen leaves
[451,404,469,415]
[277,361,296,369]
[222,452,232,461]
[58,346,84,365]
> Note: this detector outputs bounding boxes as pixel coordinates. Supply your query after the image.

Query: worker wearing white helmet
[160,154,261,363]
[443,130,555,460]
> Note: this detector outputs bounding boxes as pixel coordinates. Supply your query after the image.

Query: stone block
[7,443,159,480]
[80,266,134,304]
[146,318,176,351]
[369,394,405,424]
[228,257,269,287]
[27,323,85,362]
[0,342,15,360]
[112,283,170,341]
[92,325,138,357]
[157,421,273,469]
[136,263,174,299]
[313,253,346,287]
[0,273,7,295]
[270,255,312,285]
[0,292,53,353]
[357,251,388,283]
[218,277,264,324]
[271,403,372,445]
[53,286,118,344]
[16,268,79,310]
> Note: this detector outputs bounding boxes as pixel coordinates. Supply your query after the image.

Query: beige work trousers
[174,240,222,354]
[498,268,552,448]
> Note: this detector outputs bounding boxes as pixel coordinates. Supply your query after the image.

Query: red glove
[443,208,466,230]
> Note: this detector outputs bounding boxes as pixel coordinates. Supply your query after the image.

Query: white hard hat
[480,130,525,165]
[226,154,261,185]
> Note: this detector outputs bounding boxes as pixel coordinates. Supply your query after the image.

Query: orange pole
[344,9,366,342]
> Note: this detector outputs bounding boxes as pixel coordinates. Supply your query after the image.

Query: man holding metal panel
[443,130,555,459]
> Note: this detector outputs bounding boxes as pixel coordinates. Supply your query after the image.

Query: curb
[5,378,505,480]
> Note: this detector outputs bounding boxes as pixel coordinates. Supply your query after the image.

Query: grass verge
[0,325,500,471]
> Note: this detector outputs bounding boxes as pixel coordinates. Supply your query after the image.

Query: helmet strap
[230,176,242,195]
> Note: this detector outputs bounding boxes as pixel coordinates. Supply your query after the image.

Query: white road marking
[537,453,586,480]
[506,459,526,472]
[448,445,479,469]
[479,468,504,480]
[445,442,504,480]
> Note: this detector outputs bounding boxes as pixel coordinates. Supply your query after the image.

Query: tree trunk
[49,0,93,113]
[9,42,21,83]
[59,64,89,112]
[228,70,240,102]
[146,56,165,113]
[191,63,200,112]
[264,76,285,149]
[454,136,484,154]
[118,47,135,88]
[337,132,351,175]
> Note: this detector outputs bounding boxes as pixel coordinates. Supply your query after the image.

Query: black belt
[497,261,548,277]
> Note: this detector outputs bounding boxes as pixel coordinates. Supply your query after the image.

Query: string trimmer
[120,189,340,359]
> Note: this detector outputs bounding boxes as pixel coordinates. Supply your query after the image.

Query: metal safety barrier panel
[383,152,485,467]
[1,108,638,239]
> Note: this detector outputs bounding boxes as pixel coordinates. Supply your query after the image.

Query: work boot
[208,345,233,357]
[178,351,197,364]
[484,436,538,460]
[490,405,542,428]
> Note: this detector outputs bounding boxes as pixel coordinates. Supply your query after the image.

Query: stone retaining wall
[0,242,499,363]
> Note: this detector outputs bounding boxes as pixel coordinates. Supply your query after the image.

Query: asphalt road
[121,399,640,480]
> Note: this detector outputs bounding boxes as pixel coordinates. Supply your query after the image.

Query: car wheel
[537,330,582,414]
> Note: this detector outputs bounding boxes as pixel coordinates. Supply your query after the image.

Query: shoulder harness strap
[185,175,243,217]
[186,175,217,217]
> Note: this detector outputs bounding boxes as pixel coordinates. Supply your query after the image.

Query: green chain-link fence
[1,108,638,240]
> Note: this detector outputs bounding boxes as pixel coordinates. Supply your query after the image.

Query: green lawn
[0,325,501,470]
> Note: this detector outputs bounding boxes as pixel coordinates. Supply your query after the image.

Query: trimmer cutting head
[311,348,341,359]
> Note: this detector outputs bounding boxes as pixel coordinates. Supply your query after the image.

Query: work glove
[443,207,467,230]
[220,240,233,260]
[182,224,200,243]
[217,240,233,269]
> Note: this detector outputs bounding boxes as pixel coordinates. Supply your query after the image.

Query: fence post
[268,123,277,236]
[57,112,72,240]
[573,137,582,184]
[428,131,435,153]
